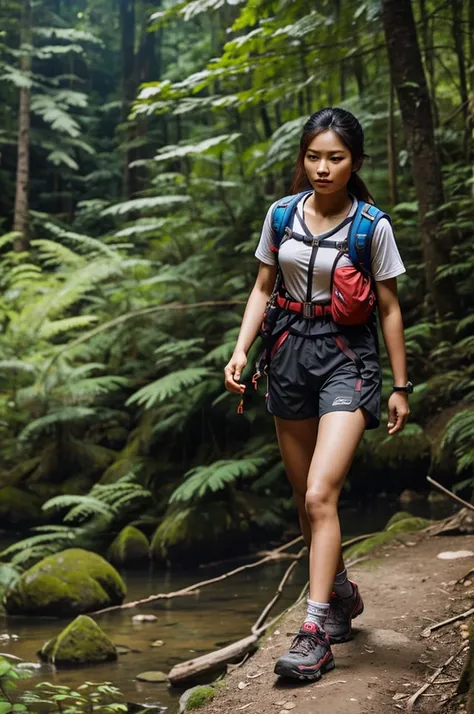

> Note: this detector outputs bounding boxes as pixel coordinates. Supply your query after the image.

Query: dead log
[168,634,259,687]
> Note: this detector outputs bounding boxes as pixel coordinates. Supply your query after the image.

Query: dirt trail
[200,534,474,714]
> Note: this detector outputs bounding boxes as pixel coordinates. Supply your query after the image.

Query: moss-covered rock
[385,517,431,534]
[345,517,431,560]
[4,548,126,616]
[39,615,117,665]
[182,686,216,711]
[384,511,414,529]
[108,526,149,567]
[0,486,42,525]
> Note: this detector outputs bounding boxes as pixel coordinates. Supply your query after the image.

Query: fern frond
[31,239,85,267]
[126,368,211,409]
[101,195,191,216]
[18,407,96,443]
[170,458,265,503]
[42,495,113,522]
[39,315,99,339]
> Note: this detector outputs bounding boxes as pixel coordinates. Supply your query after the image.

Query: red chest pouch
[330,252,377,326]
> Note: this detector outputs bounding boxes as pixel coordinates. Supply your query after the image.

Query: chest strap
[276,294,332,319]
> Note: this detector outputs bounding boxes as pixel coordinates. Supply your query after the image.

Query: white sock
[305,599,330,630]
[334,568,353,599]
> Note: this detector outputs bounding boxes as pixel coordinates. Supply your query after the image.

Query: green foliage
[0,657,131,713]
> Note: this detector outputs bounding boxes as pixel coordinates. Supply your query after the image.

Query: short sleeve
[254,201,279,266]
[370,218,406,281]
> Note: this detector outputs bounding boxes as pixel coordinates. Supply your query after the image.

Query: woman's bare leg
[305,409,369,603]
[274,416,318,547]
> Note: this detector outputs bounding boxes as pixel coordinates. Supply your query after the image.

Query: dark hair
[291,107,374,203]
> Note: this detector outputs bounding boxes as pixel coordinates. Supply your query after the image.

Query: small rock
[132,614,157,623]
[136,671,167,683]
[115,645,132,655]
[283,705,296,711]
[238,681,250,690]
[464,580,472,587]
[437,551,474,560]
[151,640,164,647]
[367,629,411,648]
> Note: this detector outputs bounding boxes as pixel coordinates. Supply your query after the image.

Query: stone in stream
[39,615,117,665]
[136,671,168,683]
[4,548,126,616]
[107,526,150,567]
[132,614,157,623]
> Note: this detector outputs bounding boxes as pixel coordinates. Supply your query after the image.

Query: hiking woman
[224,107,411,681]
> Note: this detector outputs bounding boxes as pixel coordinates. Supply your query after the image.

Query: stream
[0,497,455,713]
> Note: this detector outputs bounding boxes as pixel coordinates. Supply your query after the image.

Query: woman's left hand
[387,392,410,435]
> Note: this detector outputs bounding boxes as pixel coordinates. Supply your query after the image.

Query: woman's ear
[352,158,363,173]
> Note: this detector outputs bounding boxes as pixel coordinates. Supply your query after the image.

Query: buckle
[361,204,375,221]
[302,302,314,319]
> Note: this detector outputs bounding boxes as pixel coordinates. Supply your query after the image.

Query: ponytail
[347,172,374,204]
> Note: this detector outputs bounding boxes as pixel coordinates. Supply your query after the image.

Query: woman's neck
[307,188,352,219]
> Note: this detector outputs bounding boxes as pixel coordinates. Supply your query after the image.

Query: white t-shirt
[255,194,406,303]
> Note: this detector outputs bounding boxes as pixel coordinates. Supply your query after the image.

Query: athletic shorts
[266,325,381,429]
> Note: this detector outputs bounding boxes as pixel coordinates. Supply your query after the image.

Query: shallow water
[0,497,455,712]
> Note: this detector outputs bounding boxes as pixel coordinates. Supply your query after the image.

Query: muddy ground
[199,533,474,714]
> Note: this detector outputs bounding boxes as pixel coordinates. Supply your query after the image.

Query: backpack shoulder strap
[348,201,391,275]
[271,191,312,250]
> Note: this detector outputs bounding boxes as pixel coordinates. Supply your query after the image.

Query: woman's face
[303,129,357,195]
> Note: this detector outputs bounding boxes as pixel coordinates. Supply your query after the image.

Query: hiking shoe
[325,581,364,644]
[274,621,335,681]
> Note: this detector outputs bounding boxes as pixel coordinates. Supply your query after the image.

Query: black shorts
[266,324,381,430]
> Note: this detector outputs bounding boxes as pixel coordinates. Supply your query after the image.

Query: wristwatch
[392,381,413,394]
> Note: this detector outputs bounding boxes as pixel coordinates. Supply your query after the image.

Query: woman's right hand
[224,350,247,394]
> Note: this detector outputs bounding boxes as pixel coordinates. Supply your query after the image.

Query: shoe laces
[289,631,323,656]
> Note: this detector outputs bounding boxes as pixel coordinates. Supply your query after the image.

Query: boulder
[4,548,126,616]
[0,486,42,525]
[108,526,149,567]
[39,615,116,665]
[179,685,216,711]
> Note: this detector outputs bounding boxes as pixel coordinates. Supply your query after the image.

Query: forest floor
[199,533,474,714]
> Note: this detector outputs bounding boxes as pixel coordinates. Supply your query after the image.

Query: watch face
[406,381,413,394]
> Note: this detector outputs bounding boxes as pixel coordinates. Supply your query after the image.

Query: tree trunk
[13,0,32,252]
[469,0,474,162]
[119,0,136,199]
[387,79,398,206]
[381,0,459,321]
[418,0,438,126]
[451,0,469,156]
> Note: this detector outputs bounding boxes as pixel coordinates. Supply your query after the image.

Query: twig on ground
[420,606,474,638]
[426,476,474,512]
[406,642,468,712]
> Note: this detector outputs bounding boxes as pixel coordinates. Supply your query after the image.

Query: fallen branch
[252,547,306,634]
[341,532,380,548]
[457,567,474,585]
[406,641,468,712]
[420,606,474,638]
[91,541,306,616]
[426,476,474,512]
[168,634,260,687]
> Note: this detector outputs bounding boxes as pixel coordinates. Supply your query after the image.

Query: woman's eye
[331,157,343,162]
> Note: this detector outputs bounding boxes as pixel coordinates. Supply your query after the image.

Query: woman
[224,107,411,681]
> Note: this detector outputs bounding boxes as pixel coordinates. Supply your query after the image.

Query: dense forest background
[0,0,473,566]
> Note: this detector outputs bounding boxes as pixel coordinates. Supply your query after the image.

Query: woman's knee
[305,487,337,523]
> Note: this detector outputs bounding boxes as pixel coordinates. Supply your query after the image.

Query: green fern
[440,408,474,474]
[170,458,266,503]
[126,367,211,408]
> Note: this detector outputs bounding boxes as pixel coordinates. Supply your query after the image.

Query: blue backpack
[271,190,390,276]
